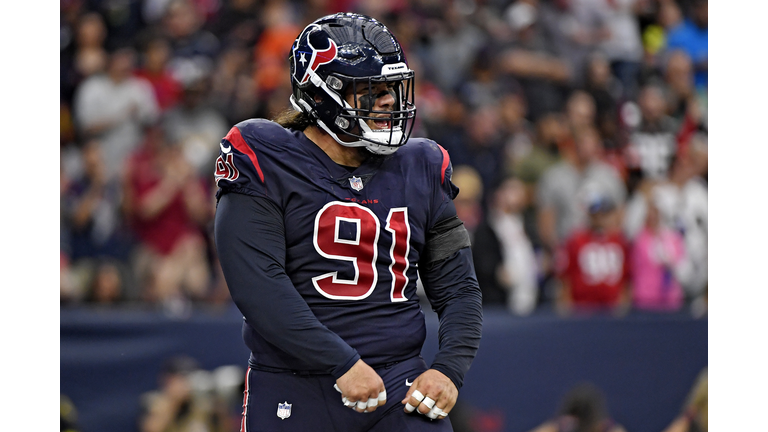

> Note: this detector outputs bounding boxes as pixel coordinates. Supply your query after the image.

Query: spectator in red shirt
[134,36,183,112]
[555,191,631,316]
[122,125,213,311]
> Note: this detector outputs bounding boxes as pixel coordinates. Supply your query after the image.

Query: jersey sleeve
[214,120,272,201]
[419,244,483,390]
[423,140,460,230]
[416,141,483,390]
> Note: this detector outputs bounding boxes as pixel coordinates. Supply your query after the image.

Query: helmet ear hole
[335,117,350,129]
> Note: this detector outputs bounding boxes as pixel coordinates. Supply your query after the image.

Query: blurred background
[59,0,707,431]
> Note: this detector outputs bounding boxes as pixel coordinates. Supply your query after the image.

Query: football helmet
[288,12,416,155]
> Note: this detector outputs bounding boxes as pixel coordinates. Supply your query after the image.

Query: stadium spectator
[473,175,539,315]
[597,0,645,99]
[641,0,684,61]
[622,82,680,185]
[583,53,622,149]
[513,112,568,190]
[63,139,133,262]
[122,125,213,311]
[73,47,160,181]
[208,0,261,49]
[629,183,687,312]
[209,45,259,125]
[162,72,229,176]
[499,89,536,172]
[85,260,126,305]
[564,90,598,141]
[61,139,135,302]
[87,0,146,51]
[161,0,221,86]
[537,0,610,89]
[463,103,508,191]
[624,141,707,312]
[663,50,696,122]
[250,0,301,97]
[528,382,628,432]
[424,94,474,170]
[500,0,571,121]
[536,126,626,255]
[65,12,109,102]
[424,1,487,94]
[555,189,630,316]
[139,356,232,432]
[665,0,707,89]
[451,165,486,240]
[134,35,183,113]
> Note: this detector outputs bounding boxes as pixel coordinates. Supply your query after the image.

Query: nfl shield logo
[277,401,292,420]
[349,176,364,191]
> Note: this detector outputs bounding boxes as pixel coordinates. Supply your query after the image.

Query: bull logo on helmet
[293,25,338,85]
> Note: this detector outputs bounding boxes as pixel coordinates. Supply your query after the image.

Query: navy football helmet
[288,13,416,155]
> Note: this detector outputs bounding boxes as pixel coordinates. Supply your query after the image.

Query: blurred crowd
[60,0,707,318]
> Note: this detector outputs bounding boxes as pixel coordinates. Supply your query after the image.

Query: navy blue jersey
[214,119,481,386]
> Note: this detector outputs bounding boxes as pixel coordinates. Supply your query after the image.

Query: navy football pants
[239,356,454,432]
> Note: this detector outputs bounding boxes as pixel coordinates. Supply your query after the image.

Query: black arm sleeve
[419,202,483,390]
[214,192,360,378]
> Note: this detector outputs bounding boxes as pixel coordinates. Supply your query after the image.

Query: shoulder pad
[400,138,453,185]
[236,119,300,151]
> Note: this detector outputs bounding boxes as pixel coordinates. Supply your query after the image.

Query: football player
[213,12,483,432]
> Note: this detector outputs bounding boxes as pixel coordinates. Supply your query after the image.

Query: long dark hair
[272,108,314,131]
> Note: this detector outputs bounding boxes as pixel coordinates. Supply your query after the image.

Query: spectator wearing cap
[536,126,626,256]
[554,189,631,316]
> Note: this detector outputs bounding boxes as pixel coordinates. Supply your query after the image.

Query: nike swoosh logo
[220,142,232,154]
[405,379,412,387]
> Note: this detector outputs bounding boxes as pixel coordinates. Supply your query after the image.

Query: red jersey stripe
[240,366,251,432]
[226,127,265,183]
[437,144,450,184]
